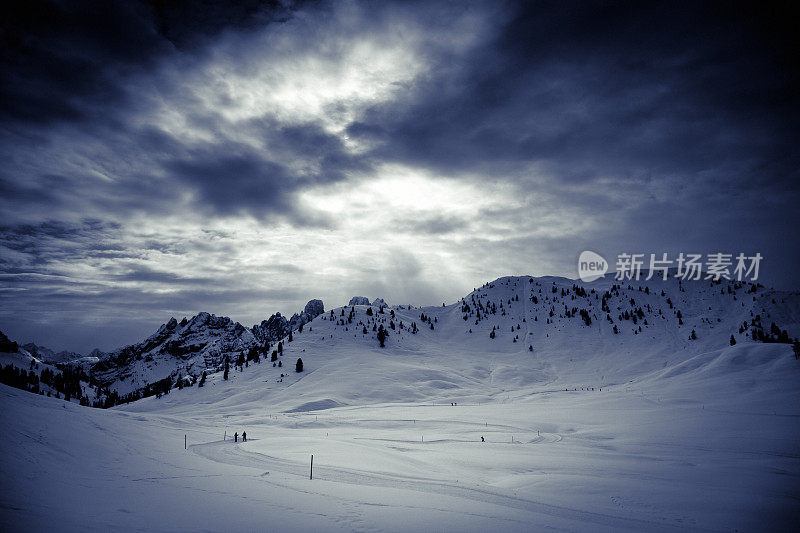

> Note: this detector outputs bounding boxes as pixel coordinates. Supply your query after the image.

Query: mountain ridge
[2,273,799,409]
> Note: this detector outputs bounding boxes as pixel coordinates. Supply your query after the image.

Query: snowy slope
[2,340,798,531]
[0,346,97,404]
[2,274,799,531]
[124,274,799,414]
[82,274,800,406]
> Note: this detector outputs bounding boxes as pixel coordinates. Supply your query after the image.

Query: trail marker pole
[185,434,187,450]
[310,455,314,480]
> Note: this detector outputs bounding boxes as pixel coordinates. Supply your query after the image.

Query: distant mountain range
[2,273,799,409]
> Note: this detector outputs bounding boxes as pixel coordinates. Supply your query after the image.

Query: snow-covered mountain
[87,273,796,415]
[4,274,798,407]
[90,312,259,395]
[0,331,96,405]
[22,342,85,364]
[2,274,800,531]
[90,299,326,396]
[225,274,799,412]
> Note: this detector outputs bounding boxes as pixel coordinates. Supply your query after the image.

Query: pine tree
[730,334,736,346]
[295,358,303,372]
[198,371,207,387]
[224,361,229,380]
[377,325,388,348]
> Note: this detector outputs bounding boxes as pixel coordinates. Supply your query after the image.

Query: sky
[1,0,798,353]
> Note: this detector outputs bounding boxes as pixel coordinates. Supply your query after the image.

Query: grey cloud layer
[0,0,797,351]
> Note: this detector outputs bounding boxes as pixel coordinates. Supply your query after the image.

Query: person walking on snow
[234,432,238,442]
[242,431,247,442]
[481,436,485,442]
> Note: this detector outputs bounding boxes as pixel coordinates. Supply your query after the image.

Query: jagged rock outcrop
[256,299,326,339]
[304,299,324,319]
[253,313,290,343]
[372,298,388,308]
[289,299,326,330]
[92,312,257,393]
[349,296,370,306]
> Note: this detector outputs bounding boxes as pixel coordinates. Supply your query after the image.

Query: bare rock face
[304,299,324,320]
[349,296,370,306]
[372,298,388,308]
[253,313,290,343]
[253,299,324,342]
[92,312,257,393]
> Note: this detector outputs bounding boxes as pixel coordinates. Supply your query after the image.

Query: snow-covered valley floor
[3,276,800,531]
[2,368,797,532]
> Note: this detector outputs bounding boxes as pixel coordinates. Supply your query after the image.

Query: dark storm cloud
[0,0,302,126]
[1,0,798,352]
[162,120,368,222]
[350,1,799,187]
[341,0,800,287]
[1,1,161,125]
[1,0,351,226]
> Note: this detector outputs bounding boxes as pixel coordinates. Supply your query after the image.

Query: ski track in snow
[190,437,704,532]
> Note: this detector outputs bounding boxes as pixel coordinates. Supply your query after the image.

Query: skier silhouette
[234,432,238,442]
[242,431,247,442]
[481,436,485,442]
